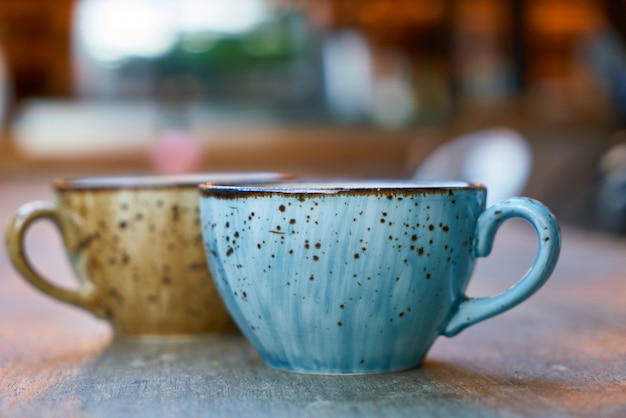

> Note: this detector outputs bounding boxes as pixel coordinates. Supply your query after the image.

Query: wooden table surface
[1,175,625,418]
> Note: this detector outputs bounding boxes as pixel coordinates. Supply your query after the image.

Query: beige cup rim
[53,172,293,191]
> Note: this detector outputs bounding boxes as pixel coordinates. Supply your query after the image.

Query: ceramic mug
[199,180,561,374]
[6,172,290,338]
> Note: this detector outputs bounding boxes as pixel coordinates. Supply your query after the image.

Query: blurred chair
[412,127,533,206]
[594,130,626,234]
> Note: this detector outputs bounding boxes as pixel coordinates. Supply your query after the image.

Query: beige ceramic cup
[5,173,290,338]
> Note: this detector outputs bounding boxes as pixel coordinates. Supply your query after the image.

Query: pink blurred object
[149,129,204,174]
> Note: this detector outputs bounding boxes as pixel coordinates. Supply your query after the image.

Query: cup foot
[113,330,240,344]
[261,359,424,375]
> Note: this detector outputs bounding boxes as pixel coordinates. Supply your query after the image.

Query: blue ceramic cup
[199,181,561,374]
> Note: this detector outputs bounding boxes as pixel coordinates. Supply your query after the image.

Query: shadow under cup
[199,180,561,374]
[5,172,291,338]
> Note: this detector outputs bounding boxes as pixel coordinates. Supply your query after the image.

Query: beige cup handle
[5,201,106,318]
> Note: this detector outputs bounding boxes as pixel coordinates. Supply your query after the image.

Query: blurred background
[0,0,625,233]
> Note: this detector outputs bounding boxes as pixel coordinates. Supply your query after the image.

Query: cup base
[113,330,240,344]
[261,359,424,375]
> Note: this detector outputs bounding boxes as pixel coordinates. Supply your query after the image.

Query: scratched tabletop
[1,176,625,418]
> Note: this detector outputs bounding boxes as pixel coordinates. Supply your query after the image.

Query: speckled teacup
[199,180,561,374]
[6,172,290,338]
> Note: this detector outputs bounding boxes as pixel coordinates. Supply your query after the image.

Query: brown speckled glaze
[6,173,290,338]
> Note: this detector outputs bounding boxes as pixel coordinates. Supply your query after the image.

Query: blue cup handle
[443,197,561,337]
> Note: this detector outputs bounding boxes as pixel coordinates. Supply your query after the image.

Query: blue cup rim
[199,180,486,198]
